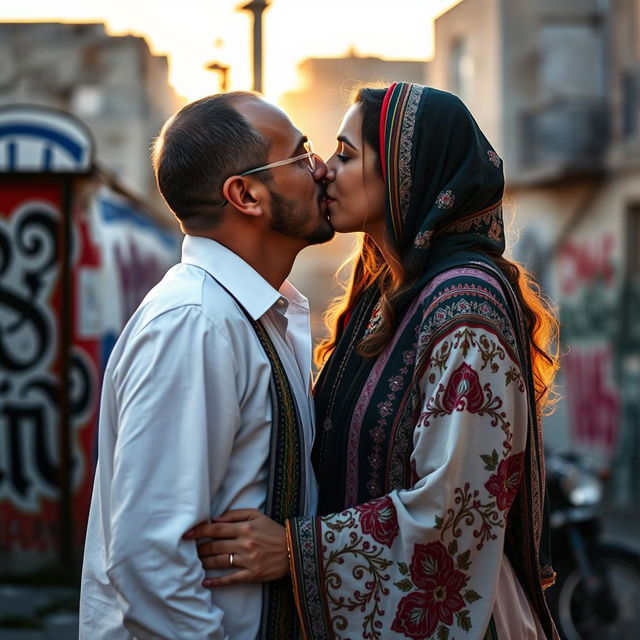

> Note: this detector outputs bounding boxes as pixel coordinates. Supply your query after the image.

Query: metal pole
[205,62,230,92]
[239,0,270,93]
[59,176,75,573]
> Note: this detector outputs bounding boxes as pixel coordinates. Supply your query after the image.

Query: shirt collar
[181,235,306,320]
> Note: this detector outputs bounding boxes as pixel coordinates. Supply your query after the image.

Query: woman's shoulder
[418,263,510,307]
[415,263,518,351]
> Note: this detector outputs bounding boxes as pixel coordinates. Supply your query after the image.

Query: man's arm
[105,306,239,639]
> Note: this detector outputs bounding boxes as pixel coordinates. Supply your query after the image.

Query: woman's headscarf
[380,81,506,296]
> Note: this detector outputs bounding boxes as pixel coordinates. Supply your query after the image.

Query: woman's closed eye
[335,140,351,163]
[336,143,352,163]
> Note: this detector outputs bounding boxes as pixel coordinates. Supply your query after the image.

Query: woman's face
[324,104,386,236]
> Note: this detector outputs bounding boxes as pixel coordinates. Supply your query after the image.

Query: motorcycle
[545,450,640,639]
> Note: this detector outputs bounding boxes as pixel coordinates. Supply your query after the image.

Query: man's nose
[311,155,328,181]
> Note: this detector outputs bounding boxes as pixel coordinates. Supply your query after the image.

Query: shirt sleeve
[104,306,240,639]
[287,320,531,640]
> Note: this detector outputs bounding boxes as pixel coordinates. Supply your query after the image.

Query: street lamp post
[238,0,270,93]
[205,61,230,92]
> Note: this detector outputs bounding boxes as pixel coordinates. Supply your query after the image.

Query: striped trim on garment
[208,277,305,640]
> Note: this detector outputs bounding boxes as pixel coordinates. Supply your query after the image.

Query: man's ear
[222,175,265,218]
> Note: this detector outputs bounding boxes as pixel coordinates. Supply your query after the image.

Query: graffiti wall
[514,188,640,505]
[0,183,179,572]
[557,233,621,459]
[0,106,180,573]
[0,178,95,562]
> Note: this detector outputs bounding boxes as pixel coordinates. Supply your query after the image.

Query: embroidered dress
[286,84,558,640]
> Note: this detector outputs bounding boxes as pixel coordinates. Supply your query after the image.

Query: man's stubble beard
[269,188,334,245]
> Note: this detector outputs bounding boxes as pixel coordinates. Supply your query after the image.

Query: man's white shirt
[80,235,317,639]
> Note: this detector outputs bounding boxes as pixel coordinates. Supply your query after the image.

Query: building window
[450,37,473,103]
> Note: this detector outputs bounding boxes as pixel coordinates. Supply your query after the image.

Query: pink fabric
[493,555,547,639]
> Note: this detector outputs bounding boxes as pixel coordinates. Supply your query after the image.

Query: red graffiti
[557,234,616,296]
[564,347,620,456]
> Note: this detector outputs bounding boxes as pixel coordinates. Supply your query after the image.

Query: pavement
[0,583,78,640]
[0,507,638,639]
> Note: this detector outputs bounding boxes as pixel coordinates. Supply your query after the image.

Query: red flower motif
[355,495,399,547]
[392,541,469,638]
[442,363,484,413]
[436,189,455,209]
[485,452,525,511]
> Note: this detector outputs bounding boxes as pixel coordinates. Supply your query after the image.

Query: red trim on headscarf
[379,82,397,181]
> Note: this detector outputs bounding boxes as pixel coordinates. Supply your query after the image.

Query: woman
[190,82,560,639]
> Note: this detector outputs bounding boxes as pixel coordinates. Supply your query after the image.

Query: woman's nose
[323,160,336,183]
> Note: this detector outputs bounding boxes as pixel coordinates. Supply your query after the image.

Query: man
[79,92,334,639]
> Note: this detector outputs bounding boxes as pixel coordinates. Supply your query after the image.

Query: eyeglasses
[240,139,316,176]
[219,140,316,207]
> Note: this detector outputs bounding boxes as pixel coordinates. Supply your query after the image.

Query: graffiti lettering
[0,201,93,511]
[0,206,57,372]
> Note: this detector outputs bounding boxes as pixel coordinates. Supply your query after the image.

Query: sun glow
[3,0,460,103]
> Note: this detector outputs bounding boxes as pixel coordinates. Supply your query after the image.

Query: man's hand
[184,509,289,587]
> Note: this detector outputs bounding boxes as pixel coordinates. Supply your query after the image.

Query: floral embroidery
[391,542,470,639]
[323,512,393,640]
[355,495,400,547]
[440,203,503,241]
[435,482,503,550]
[487,150,502,168]
[485,452,525,511]
[478,334,505,373]
[505,365,525,392]
[414,229,434,249]
[364,348,414,499]
[436,189,455,209]
[442,363,485,412]
[418,362,510,443]
[389,375,404,392]
[488,216,502,242]
[428,340,452,380]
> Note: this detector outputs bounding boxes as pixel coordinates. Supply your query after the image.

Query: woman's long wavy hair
[315,88,560,415]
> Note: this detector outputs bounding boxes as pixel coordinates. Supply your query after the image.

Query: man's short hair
[151,92,270,232]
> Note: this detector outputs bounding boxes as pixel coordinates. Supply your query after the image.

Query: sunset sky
[3,0,460,102]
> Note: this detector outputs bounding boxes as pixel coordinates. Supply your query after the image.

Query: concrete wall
[431,0,504,155]
[0,23,182,216]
